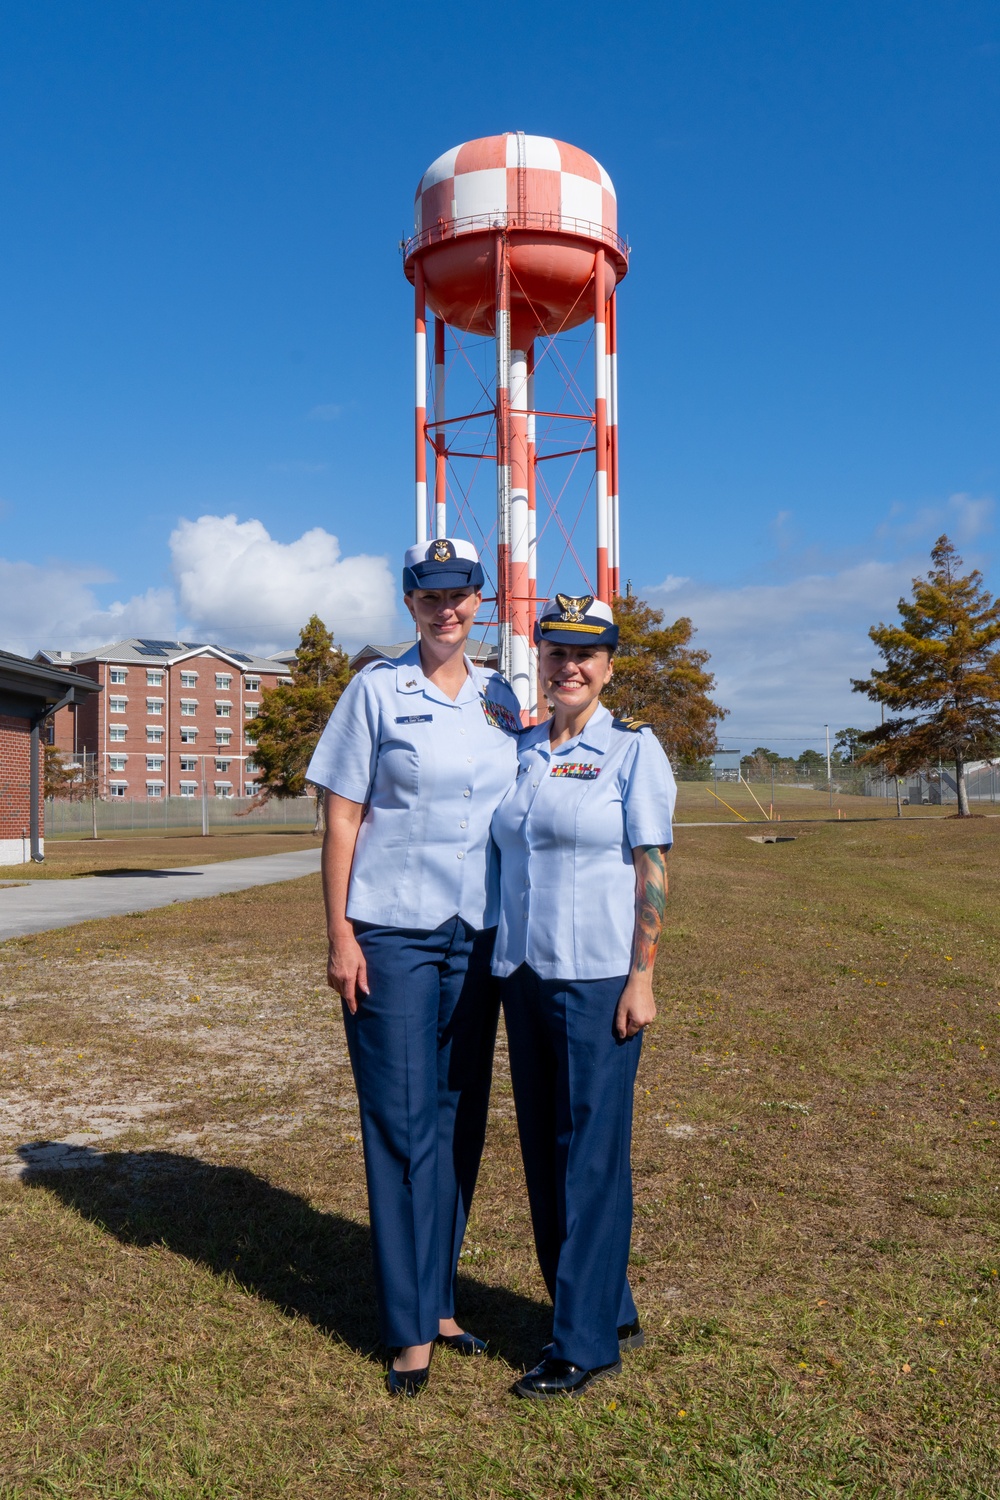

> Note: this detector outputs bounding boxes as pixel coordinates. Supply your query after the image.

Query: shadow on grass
[17,1143,550,1368]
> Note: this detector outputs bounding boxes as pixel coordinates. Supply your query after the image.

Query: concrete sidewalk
[0,848,322,940]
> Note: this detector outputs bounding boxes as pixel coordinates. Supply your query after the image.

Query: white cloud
[0,514,398,660]
[169,514,397,653]
[0,558,176,657]
[643,559,917,752]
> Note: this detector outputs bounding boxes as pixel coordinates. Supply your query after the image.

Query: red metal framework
[404,133,628,722]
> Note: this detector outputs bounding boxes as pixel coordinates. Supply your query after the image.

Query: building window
[180,727,198,744]
[146,756,164,772]
[180,700,197,715]
[109,782,127,797]
[214,783,233,798]
[108,754,128,772]
[146,782,164,798]
[146,670,164,686]
[245,733,257,748]
[146,727,164,743]
[179,756,198,772]
[180,671,198,688]
[179,781,198,798]
[109,668,128,685]
[245,676,260,692]
[245,702,259,718]
[109,726,127,743]
[109,696,127,713]
[214,758,231,772]
[215,674,232,690]
[146,698,164,715]
[215,730,232,747]
[279,677,293,687]
[244,759,258,774]
[215,701,232,718]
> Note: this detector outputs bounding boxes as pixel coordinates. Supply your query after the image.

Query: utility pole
[825,723,832,809]
[201,754,209,837]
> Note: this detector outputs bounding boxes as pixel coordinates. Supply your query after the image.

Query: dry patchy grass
[0,819,997,1497]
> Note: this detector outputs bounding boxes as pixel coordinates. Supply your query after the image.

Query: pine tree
[250,615,352,828]
[851,535,1000,816]
[601,594,727,764]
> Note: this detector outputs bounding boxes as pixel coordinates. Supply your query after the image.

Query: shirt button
[532,780,539,787]
[456,851,464,860]
[467,756,473,763]
[459,729,466,735]
[463,788,471,797]
[460,820,467,829]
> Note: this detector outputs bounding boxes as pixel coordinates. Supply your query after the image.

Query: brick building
[36,639,291,801]
[0,649,101,863]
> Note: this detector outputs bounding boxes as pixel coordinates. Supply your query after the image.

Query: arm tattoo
[633,845,668,973]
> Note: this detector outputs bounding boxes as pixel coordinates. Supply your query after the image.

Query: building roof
[0,648,102,714]
[35,639,288,674]
[348,637,498,668]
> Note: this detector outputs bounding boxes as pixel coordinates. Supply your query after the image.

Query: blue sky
[1,1,997,749]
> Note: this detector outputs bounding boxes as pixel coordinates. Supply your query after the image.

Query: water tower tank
[403,132,629,721]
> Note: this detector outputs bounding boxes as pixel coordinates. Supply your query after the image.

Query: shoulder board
[612,716,650,733]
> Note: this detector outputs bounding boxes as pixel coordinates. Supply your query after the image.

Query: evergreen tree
[250,615,352,828]
[851,535,1000,816]
[601,594,727,764]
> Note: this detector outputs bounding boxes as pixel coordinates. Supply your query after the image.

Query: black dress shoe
[513,1355,622,1399]
[386,1364,429,1397]
[541,1321,645,1360]
[436,1331,487,1355]
[617,1318,646,1350]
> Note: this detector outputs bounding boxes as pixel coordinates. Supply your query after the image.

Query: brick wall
[0,712,41,861]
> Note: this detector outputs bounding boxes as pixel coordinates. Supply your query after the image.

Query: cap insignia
[429,539,456,563]
[555,592,594,623]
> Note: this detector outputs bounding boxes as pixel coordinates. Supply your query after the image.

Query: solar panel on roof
[180,642,206,650]
[229,652,253,663]
[136,638,181,655]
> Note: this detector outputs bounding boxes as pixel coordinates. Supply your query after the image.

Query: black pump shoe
[436,1331,487,1355]
[386,1364,429,1397]
[514,1355,622,1399]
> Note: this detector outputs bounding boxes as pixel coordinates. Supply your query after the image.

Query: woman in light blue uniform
[491,592,676,1398]
[306,538,521,1396]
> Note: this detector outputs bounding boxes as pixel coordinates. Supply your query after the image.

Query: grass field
[0,817,997,1497]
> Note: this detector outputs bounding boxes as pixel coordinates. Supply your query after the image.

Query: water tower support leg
[527,341,538,722]
[434,317,447,538]
[608,290,620,598]
[494,234,513,685]
[594,250,609,603]
[414,262,428,544]
[510,338,531,718]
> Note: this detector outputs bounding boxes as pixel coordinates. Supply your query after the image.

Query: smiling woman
[304,538,521,1397]
[490,591,677,1399]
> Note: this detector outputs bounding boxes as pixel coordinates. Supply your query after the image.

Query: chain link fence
[45,794,319,838]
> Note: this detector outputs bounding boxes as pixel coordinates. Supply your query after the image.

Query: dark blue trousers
[502,963,641,1371]
[344,917,499,1348]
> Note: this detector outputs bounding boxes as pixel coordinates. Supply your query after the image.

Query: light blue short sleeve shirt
[306,645,521,931]
[491,703,676,980]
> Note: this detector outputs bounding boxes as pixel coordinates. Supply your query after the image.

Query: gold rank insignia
[613,716,650,732]
[430,539,456,562]
[555,592,594,623]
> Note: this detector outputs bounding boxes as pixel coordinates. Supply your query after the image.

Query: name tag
[550,763,601,780]
[395,714,433,724]
[481,697,521,734]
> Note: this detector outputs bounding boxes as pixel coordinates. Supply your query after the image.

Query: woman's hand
[327,923,369,1012]
[614,975,657,1040]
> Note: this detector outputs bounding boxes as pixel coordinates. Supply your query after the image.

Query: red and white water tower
[403,132,628,721]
